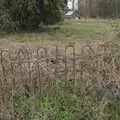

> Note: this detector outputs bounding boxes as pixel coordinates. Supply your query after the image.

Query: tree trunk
[38,0,45,22]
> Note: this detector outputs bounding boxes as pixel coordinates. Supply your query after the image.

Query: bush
[0,0,14,32]
[43,0,66,24]
[0,0,66,31]
[0,11,16,32]
[3,0,41,30]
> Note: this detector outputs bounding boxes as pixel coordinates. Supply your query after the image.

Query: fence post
[36,48,42,97]
[73,45,76,85]
[55,46,59,83]
[65,46,68,81]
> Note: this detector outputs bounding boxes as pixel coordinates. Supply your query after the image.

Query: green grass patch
[9,20,113,44]
[9,80,120,120]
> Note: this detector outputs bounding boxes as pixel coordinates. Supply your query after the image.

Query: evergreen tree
[0,0,67,31]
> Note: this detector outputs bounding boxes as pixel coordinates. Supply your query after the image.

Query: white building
[65,0,80,19]
[67,0,73,10]
[67,0,79,11]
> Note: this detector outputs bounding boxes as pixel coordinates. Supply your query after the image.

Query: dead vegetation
[0,39,120,119]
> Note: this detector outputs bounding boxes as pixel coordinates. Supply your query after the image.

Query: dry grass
[0,38,120,119]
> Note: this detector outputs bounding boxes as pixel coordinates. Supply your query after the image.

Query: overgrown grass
[9,80,120,120]
[1,19,120,119]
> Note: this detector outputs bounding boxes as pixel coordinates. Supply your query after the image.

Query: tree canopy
[0,0,67,31]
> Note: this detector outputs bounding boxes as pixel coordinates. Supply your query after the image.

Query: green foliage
[3,0,40,30]
[0,11,15,32]
[43,0,67,24]
[0,0,66,31]
[9,90,31,119]
[9,80,120,120]
[0,0,15,32]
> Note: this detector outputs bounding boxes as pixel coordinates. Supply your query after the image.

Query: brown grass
[0,39,120,119]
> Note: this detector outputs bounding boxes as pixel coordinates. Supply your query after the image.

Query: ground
[0,19,118,47]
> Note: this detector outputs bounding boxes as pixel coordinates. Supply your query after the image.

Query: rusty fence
[0,42,120,119]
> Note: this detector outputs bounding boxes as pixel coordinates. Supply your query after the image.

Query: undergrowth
[9,79,120,120]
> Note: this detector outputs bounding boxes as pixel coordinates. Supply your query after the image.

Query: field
[0,19,120,120]
[0,19,117,45]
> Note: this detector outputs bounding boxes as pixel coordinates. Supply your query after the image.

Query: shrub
[0,11,16,32]
[0,0,66,31]
[3,0,41,30]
